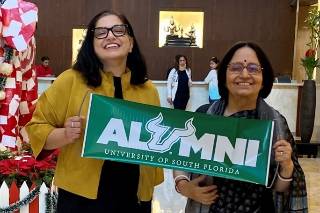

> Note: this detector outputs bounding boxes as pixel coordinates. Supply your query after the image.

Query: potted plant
[301,8,320,80]
[300,7,320,143]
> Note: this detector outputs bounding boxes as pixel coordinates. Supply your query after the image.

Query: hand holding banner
[82,94,274,185]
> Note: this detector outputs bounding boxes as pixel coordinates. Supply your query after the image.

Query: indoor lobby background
[29,0,320,212]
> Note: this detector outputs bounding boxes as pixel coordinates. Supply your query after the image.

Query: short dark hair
[210,56,219,64]
[41,56,50,61]
[218,41,274,99]
[73,10,147,87]
[174,54,189,70]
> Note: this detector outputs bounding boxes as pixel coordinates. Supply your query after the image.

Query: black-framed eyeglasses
[227,62,263,75]
[92,24,128,39]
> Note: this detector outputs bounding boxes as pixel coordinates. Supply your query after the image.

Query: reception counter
[155,81,320,141]
[37,77,56,96]
[38,78,320,141]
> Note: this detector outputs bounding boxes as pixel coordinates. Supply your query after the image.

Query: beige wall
[30,0,296,80]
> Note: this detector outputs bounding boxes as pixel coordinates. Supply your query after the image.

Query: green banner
[82,94,274,185]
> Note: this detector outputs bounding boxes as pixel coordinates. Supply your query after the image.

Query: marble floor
[152,158,320,213]
[298,158,320,212]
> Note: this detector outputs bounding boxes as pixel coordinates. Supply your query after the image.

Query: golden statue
[185,24,196,44]
[164,16,180,36]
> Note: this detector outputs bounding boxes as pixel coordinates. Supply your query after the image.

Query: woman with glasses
[26,10,163,212]
[167,54,192,110]
[174,41,307,212]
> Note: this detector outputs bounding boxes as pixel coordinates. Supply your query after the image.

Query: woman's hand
[44,115,84,150]
[64,116,83,144]
[273,139,294,177]
[177,175,219,205]
[273,139,294,192]
[167,97,173,105]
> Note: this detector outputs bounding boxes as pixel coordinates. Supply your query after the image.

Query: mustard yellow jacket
[26,69,164,200]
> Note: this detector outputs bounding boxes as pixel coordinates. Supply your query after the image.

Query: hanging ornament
[0,90,5,100]
[0,45,13,76]
[0,45,13,100]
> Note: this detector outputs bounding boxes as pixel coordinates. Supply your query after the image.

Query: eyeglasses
[92,24,128,39]
[227,62,263,75]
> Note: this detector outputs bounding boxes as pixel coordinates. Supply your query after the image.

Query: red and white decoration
[0,0,38,148]
[1,0,38,51]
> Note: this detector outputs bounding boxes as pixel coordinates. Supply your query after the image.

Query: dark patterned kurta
[185,98,308,213]
[209,109,275,213]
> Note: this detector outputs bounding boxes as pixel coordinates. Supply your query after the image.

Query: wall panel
[29,0,296,80]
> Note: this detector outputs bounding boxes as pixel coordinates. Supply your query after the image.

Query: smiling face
[93,14,133,65]
[226,46,263,103]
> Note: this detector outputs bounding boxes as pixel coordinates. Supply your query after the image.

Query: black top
[176,70,190,98]
[97,76,140,211]
[113,76,123,99]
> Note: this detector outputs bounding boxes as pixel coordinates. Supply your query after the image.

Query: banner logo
[82,94,273,185]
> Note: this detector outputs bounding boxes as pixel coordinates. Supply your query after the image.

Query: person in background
[26,10,163,213]
[167,54,192,110]
[173,41,307,213]
[204,56,220,103]
[35,56,54,77]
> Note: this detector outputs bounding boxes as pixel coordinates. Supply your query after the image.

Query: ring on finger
[280,151,284,155]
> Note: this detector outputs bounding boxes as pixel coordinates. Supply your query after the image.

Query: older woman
[26,11,163,212]
[174,41,307,213]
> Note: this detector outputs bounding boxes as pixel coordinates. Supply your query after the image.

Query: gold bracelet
[277,173,293,182]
